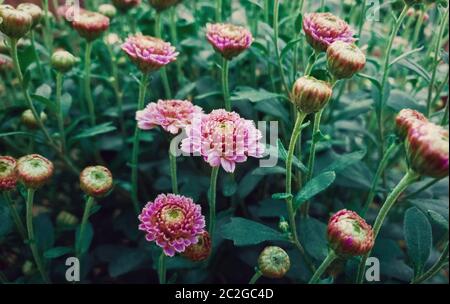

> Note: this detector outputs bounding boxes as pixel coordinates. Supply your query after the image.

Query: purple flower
[206,23,253,60]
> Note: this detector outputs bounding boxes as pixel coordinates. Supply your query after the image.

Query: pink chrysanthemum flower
[136,99,204,134]
[181,109,265,173]
[328,209,374,257]
[138,194,206,257]
[121,35,178,73]
[72,10,110,41]
[395,108,428,139]
[303,12,355,52]
[206,23,253,60]
[406,122,449,178]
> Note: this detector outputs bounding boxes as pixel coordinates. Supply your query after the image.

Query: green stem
[426,5,449,117]
[304,52,318,76]
[357,0,368,43]
[55,72,66,154]
[221,58,231,111]
[412,242,449,284]
[76,196,95,258]
[106,43,124,134]
[361,142,398,217]
[216,0,222,22]
[356,170,419,284]
[208,166,220,241]
[84,41,95,126]
[378,5,409,153]
[170,7,183,86]
[158,251,166,284]
[131,73,149,215]
[26,188,50,283]
[292,0,305,80]
[30,31,44,78]
[308,250,337,284]
[169,148,178,194]
[411,8,425,47]
[3,192,27,240]
[43,0,52,52]
[273,0,290,95]
[249,270,262,284]
[155,13,173,99]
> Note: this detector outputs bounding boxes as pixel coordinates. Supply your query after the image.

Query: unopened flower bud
[56,211,79,228]
[17,3,43,29]
[0,6,32,39]
[327,41,366,79]
[182,231,212,262]
[72,11,110,41]
[327,209,374,257]
[21,109,47,129]
[0,156,17,191]
[112,0,141,12]
[278,217,290,233]
[80,166,113,197]
[51,49,77,73]
[258,246,290,279]
[206,23,253,60]
[148,0,182,12]
[16,154,54,188]
[22,260,35,276]
[395,109,428,139]
[406,122,449,178]
[98,4,117,19]
[291,76,333,114]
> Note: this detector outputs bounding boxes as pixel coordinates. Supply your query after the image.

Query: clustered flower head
[15,154,54,189]
[0,5,32,39]
[303,12,355,52]
[51,49,77,74]
[112,0,141,12]
[326,41,366,79]
[182,231,212,262]
[121,35,178,73]
[16,3,42,29]
[136,99,203,134]
[206,23,253,60]
[181,109,265,173]
[72,10,110,41]
[148,0,182,12]
[80,166,114,197]
[406,122,449,178]
[258,246,291,279]
[0,156,17,191]
[291,76,333,114]
[327,209,375,257]
[395,108,428,139]
[138,194,206,257]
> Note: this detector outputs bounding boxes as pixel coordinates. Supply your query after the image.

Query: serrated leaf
[221,217,287,246]
[293,171,336,210]
[404,207,433,275]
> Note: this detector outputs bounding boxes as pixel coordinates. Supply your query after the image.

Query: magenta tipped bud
[182,231,212,262]
[291,76,333,114]
[326,41,366,79]
[258,246,291,279]
[0,6,32,39]
[16,154,54,189]
[0,156,17,191]
[112,0,141,12]
[17,3,43,29]
[72,11,110,41]
[395,109,428,139]
[206,23,253,60]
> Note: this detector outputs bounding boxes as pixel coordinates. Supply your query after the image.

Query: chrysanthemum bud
[72,11,110,41]
[56,211,79,228]
[121,35,178,73]
[206,23,253,60]
[98,4,117,19]
[0,156,17,191]
[326,41,366,79]
[16,154,54,189]
[17,3,43,29]
[80,166,113,197]
[291,76,333,114]
[406,122,449,178]
[0,6,32,39]
[278,217,290,233]
[148,0,182,11]
[182,231,212,262]
[257,246,291,279]
[51,49,77,73]
[21,109,47,129]
[112,0,141,12]
[395,109,428,139]
[327,209,375,257]
[303,12,355,52]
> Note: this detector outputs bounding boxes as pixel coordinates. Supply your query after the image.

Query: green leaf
[387,90,426,113]
[231,86,284,103]
[222,173,237,197]
[35,214,55,252]
[272,193,292,200]
[299,217,328,261]
[75,223,94,255]
[293,171,336,210]
[321,149,366,173]
[426,209,449,230]
[44,246,73,259]
[281,37,303,60]
[0,202,13,239]
[70,122,116,141]
[221,217,287,246]
[108,248,148,277]
[277,139,308,173]
[398,58,431,83]
[252,166,286,176]
[404,207,433,275]
[389,47,424,67]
